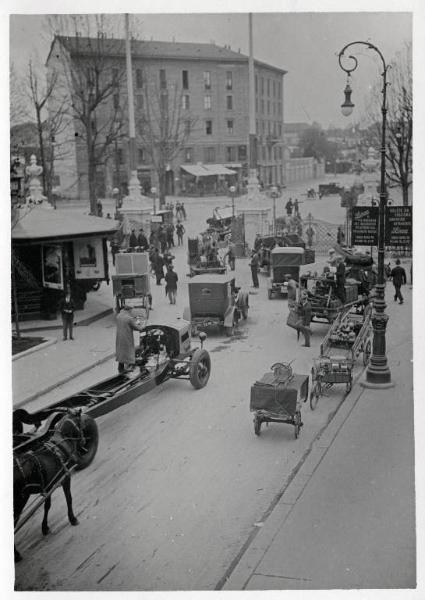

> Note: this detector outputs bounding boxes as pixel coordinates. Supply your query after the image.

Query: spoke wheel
[75,415,99,470]
[294,411,302,439]
[345,376,353,395]
[310,380,321,410]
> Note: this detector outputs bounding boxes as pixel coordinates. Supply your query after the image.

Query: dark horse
[13,409,86,562]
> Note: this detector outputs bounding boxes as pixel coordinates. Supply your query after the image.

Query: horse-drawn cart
[250,363,309,438]
[310,304,372,409]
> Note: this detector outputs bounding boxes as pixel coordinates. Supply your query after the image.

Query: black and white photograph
[3,0,423,596]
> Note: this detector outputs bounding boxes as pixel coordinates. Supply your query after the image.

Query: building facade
[46,36,287,200]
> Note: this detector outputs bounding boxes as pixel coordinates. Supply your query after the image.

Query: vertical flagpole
[247,13,259,198]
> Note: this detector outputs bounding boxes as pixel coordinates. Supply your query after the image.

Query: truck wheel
[294,411,302,439]
[75,414,99,470]
[189,348,211,389]
[254,415,261,436]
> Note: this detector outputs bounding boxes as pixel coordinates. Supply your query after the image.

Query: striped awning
[181,163,236,177]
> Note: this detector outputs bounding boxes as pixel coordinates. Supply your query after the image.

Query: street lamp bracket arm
[338,40,388,77]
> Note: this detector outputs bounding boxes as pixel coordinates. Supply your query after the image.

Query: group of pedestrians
[149,247,179,304]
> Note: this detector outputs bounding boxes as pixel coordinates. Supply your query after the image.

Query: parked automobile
[183,273,248,336]
[268,246,315,299]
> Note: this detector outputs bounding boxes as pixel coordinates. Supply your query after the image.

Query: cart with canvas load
[250,362,309,438]
[309,304,372,409]
[112,252,151,317]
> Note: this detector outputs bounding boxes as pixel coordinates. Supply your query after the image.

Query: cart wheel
[254,415,261,436]
[345,377,353,395]
[310,380,321,410]
[267,289,272,299]
[363,339,371,366]
[294,411,302,439]
[225,323,235,336]
[75,414,99,470]
[189,348,211,389]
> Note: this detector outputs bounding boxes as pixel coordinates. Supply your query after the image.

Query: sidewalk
[223,284,415,590]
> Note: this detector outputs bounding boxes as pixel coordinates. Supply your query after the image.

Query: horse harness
[14,416,82,497]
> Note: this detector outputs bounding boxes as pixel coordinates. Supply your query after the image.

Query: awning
[181,163,236,177]
[12,205,119,242]
[181,164,212,177]
[206,164,237,176]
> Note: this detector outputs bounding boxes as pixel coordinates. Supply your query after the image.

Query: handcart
[310,304,372,410]
[250,362,309,438]
[112,252,151,318]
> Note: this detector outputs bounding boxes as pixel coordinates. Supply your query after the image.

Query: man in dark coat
[390,259,407,304]
[335,256,346,303]
[164,264,178,304]
[115,305,146,373]
[129,229,138,249]
[297,290,312,347]
[151,248,165,285]
[249,249,260,288]
[137,229,149,251]
[58,284,75,341]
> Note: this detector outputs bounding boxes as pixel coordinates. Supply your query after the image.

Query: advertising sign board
[385,206,412,247]
[351,207,379,246]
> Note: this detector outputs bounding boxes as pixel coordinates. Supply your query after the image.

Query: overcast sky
[8,8,412,128]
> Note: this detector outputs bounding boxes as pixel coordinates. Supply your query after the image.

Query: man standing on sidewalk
[115,305,146,373]
[249,249,260,288]
[390,259,407,304]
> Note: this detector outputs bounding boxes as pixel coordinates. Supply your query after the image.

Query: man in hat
[115,305,146,373]
[164,264,178,304]
[390,259,407,304]
[249,249,260,288]
[296,290,312,347]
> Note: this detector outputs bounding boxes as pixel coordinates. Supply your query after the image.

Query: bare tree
[47,15,126,214]
[10,62,28,127]
[137,75,197,205]
[363,43,412,206]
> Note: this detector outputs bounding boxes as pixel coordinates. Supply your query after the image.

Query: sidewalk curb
[221,371,367,591]
[15,351,116,409]
[12,337,57,362]
[18,308,113,333]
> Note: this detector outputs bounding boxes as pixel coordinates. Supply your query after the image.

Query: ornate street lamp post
[150,187,157,215]
[270,186,278,235]
[229,185,236,218]
[338,41,393,387]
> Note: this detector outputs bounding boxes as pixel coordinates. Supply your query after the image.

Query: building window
[204,147,215,162]
[226,95,233,110]
[205,120,213,135]
[255,97,258,112]
[182,70,189,89]
[238,145,247,161]
[138,148,145,163]
[261,77,264,95]
[159,69,166,89]
[182,94,190,110]
[136,94,144,110]
[52,175,61,187]
[113,93,119,109]
[255,74,258,93]
[227,119,234,134]
[136,69,143,89]
[184,120,191,136]
[278,122,282,137]
[261,99,264,113]
[226,71,233,90]
[226,146,236,162]
[204,95,212,110]
[117,148,124,164]
[267,78,270,96]
[184,147,193,163]
[204,71,211,90]
[267,100,270,115]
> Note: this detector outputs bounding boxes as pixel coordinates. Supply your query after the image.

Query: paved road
[14,179,369,590]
